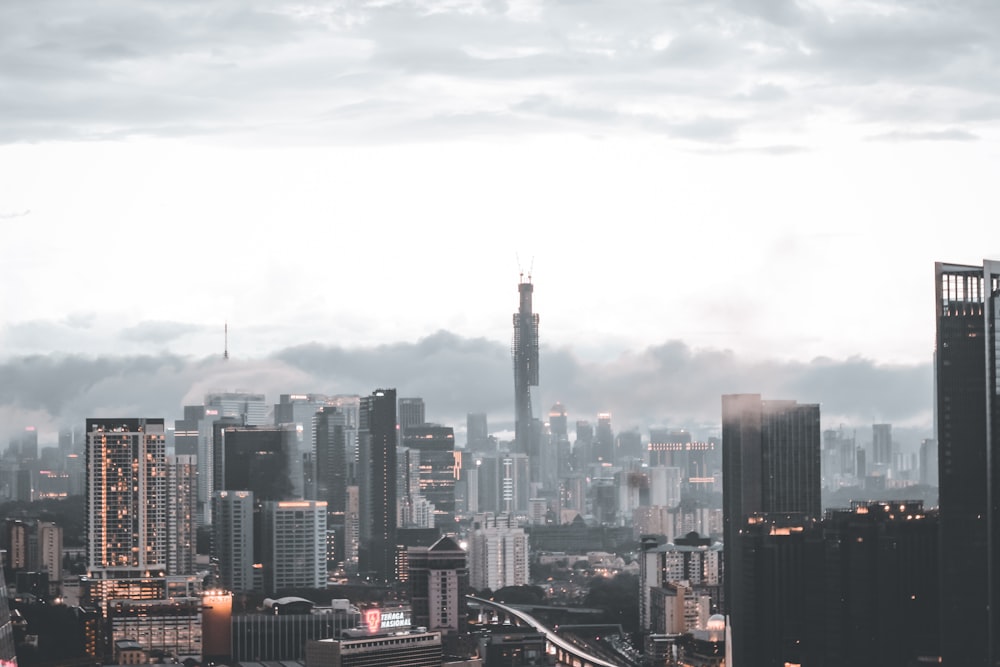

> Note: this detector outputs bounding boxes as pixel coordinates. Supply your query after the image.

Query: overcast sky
[1,0,996,444]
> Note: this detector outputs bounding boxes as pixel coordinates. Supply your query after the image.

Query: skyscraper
[512,275,539,458]
[935,260,1000,665]
[408,536,469,634]
[401,425,458,526]
[721,394,820,665]
[262,500,327,593]
[315,406,350,513]
[466,413,488,450]
[872,422,892,468]
[358,388,398,582]
[85,418,168,579]
[214,424,304,503]
[166,455,197,576]
[398,397,426,436]
[212,490,255,593]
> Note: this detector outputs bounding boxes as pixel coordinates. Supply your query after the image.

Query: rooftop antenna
[224,322,229,361]
[516,252,523,283]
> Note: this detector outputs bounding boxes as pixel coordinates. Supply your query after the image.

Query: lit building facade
[402,425,458,526]
[85,418,168,579]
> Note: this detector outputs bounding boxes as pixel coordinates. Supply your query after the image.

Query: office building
[935,259,1000,665]
[275,393,330,454]
[214,423,304,503]
[824,501,939,666]
[402,425,458,525]
[721,395,820,665]
[316,405,351,513]
[305,631,442,667]
[408,536,468,634]
[81,575,204,657]
[232,600,359,661]
[205,391,268,426]
[594,412,614,463]
[262,500,327,592]
[174,404,224,525]
[358,388,398,582]
[872,423,892,468]
[166,455,197,576]
[467,412,489,450]
[575,420,594,469]
[468,514,529,590]
[549,402,572,478]
[512,275,539,459]
[919,437,938,486]
[211,490,255,593]
[501,452,530,514]
[398,397,426,436]
[85,418,168,579]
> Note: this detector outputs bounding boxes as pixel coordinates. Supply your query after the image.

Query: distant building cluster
[3,265,992,667]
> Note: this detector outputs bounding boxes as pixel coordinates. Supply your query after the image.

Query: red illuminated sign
[364,608,381,634]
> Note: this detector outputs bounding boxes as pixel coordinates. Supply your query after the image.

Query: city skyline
[3,0,997,443]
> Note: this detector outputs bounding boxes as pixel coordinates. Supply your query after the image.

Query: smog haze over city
[1,0,999,446]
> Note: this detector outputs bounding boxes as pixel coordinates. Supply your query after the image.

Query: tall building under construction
[512,274,540,465]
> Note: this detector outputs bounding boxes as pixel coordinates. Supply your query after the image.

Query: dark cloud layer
[2,0,997,144]
[0,331,931,445]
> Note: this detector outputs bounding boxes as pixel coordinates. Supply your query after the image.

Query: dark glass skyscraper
[512,275,539,458]
[935,260,1000,666]
[721,394,820,665]
[402,425,458,525]
[358,388,398,582]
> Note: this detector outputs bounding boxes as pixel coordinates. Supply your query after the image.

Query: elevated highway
[469,596,631,667]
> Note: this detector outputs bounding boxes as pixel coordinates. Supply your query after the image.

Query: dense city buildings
[639,533,723,633]
[935,259,1000,666]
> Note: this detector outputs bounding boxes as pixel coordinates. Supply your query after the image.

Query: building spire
[224,322,229,361]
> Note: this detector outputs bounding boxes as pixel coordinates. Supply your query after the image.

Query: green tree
[583,573,639,633]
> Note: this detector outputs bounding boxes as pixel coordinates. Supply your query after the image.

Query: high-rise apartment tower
[85,418,168,579]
